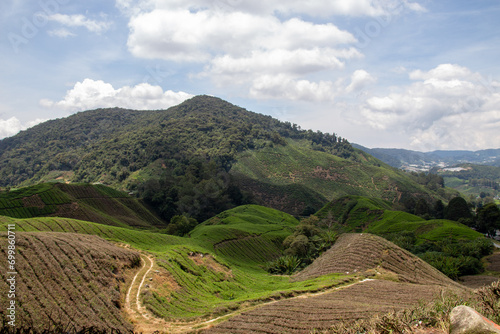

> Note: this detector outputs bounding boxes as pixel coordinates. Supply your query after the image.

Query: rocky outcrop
[450,306,500,334]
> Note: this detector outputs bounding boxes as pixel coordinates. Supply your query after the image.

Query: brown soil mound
[487,252,500,272]
[292,233,460,287]
[0,232,140,332]
[202,279,451,334]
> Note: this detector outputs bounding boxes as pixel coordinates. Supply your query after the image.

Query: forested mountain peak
[0,95,350,187]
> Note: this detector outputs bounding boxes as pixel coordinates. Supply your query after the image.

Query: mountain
[0,96,455,218]
[353,144,500,170]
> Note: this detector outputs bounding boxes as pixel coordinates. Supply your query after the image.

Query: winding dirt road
[123,254,372,333]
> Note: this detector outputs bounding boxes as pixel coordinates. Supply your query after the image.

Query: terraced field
[0,183,166,229]
[0,205,485,333]
[200,233,466,333]
[293,233,461,287]
[0,232,140,332]
[202,279,450,334]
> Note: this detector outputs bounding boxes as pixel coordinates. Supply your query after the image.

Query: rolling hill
[292,233,461,286]
[202,233,464,334]
[353,144,500,169]
[1,200,495,333]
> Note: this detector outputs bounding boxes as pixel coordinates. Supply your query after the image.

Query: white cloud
[359,64,500,150]
[46,14,110,33]
[137,0,424,17]
[0,117,23,138]
[125,4,366,102]
[118,0,427,107]
[409,64,478,81]
[48,28,76,38]
[127,10,356,62]
[207,48,360,79]
[0,117,45,139]
[345,69,376,93]
[40,79,193,112]
[249,75,340,102]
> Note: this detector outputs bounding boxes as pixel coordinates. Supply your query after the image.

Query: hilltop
[0,96,456,218]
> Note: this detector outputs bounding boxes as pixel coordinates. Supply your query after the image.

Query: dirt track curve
[123,254,376,334]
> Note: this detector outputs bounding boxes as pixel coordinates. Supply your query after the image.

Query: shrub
[265,255,302,275]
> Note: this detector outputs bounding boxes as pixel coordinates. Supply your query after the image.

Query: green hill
[0,206,347,324]
[316,195,483,241]
[314,195,492,279]
[438,163,500,201]
[0,96,455,218]
[0,183,166,229]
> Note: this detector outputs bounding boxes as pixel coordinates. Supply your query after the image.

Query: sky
[1,0,500,151]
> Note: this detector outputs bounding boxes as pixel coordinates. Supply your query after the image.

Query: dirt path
[125,254,171,333]
[124,256,373,334]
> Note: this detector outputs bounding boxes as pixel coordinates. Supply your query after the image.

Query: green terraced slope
[0,183,166,229]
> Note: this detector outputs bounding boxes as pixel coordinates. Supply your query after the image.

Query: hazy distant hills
[353,144,500,170]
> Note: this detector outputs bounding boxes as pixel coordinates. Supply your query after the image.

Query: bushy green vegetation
[315,195,494,279]
[0,95,458,220]
[137,158,250,222]
[440,164,500,200]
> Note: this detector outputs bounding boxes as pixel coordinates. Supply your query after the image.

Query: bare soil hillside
[0,232,140,332]
[292,233,461,287]
[202,279,450,334]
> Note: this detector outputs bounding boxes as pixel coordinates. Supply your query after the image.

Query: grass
[0,204,357,323]
[0,216,189,252]
[317,195,484,244]
[0,198,490,330]
[365,214,483,243]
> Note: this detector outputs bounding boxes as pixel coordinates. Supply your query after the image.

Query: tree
[445,197,473,222]
[165,215,198,236]
[476,203,500,238]
[414,198,430,217]
[433,200,445,219]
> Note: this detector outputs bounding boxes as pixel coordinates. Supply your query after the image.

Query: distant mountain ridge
[353,144,500,170]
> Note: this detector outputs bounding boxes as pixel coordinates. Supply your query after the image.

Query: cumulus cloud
[359,64,500,150]
[45,13,110,34]
[123,0,377,102]
[346,69,376,93]
[127,11,356,62]
[249,75,340,102]
[120,0,424,103]
[207,48,361,78]
[0,117,45,139]
[0,117,23,138]
[40,79,193,112]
